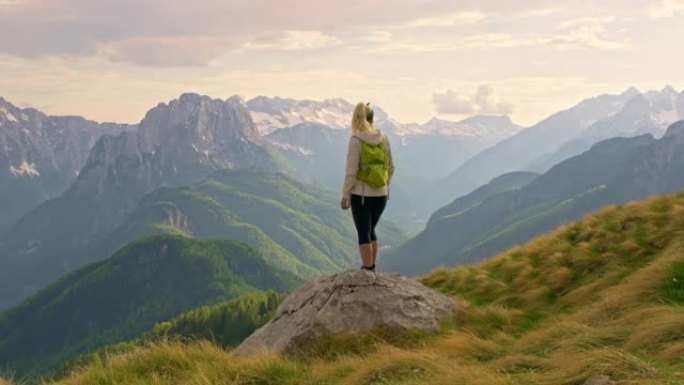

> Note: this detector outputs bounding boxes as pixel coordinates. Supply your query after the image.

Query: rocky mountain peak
[644,86,679,106]
[246,95,298,113]
[587,133,656,153]
[619,93,651,116]
[0,98,44,125]
[676,91,684,114]
[226,94,247,107]
[580,86,682,141]
[0,97,134,230]
[423,117,452,127]
[414,114,520,140]
[324,97,354,109]
[0,96,17,111]
[459,114,513,125]
[137,93,258,154]
[621,86,641,99]
[246,96,357,135]
[38,91,275,247]
[661,85,677,96]
[663,120,684,138]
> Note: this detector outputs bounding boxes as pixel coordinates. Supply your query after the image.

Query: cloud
[242,31,341,51]
[97,36,240,66]
[432,85,513,115]
[372,29,629,53]
[511,7,563,17]
[0,1,650,65]
[559,16,616,29]
[0,0,26,6]
[0,0,461,64]
[649,0,684,18]
[544,18,630,50]
[96,30,341,66]
[405,11,485,27]
[360,31,394,43]
[370,12,630,53]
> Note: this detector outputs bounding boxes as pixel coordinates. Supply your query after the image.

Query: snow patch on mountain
[247,96,354,135]
[392,116,522,142]
[9,160,40,177]
[391,120,480,137]
[268,141,314,156]
[0,106,18,123]
[247,96,522,146]
[641,86,682,130]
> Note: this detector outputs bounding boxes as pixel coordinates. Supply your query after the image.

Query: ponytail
[351,102,374,135]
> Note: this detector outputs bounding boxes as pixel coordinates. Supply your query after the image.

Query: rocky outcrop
[234,270,457,356]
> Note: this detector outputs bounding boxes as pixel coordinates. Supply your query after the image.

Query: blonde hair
[351,102,374,135]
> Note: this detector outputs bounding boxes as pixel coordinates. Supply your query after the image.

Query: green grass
[659,261,684,304]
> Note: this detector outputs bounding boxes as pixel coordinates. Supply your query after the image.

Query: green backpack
[356,139,390,189]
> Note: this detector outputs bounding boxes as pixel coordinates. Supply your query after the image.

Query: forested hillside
[0,235,299,379]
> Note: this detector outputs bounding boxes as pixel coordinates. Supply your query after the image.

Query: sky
[1,0,684,126]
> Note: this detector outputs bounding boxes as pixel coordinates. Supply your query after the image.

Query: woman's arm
[385,137,395,182]
[341,137,359,203]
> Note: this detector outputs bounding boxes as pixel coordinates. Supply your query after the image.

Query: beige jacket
[342,130,394,198]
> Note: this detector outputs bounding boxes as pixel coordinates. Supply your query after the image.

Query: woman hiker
[340,102,394,272]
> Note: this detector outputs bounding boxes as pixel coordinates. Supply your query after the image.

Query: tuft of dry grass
[431,331,505,361]
[657,341,684,363]
[538,348,660,385]
[623,307,684,353]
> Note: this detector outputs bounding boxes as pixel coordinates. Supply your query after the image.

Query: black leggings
[350,194,388,245]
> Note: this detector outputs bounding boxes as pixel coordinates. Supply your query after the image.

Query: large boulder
[234,270,457,356]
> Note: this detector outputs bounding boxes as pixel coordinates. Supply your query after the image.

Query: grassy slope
[6,193,684,385]
[99,170,405,280]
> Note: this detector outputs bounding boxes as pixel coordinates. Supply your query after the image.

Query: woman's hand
[340,197,350,210]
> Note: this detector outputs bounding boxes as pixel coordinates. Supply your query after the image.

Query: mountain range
[0,168,404,311]
[388,120,684,275]
[429,87,684,216]
[2,88,682,309]
[0,98,134,230]
[259,99,522,191]
[264,110,521,230]
[526,86,684,173]
[1,86,684,383]
[0,94,288,310]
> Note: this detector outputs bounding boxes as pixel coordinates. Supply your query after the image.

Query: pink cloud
[0,0,666,65]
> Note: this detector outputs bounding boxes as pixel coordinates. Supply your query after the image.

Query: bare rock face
[234,270,457,356]
[0,97,134,230]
